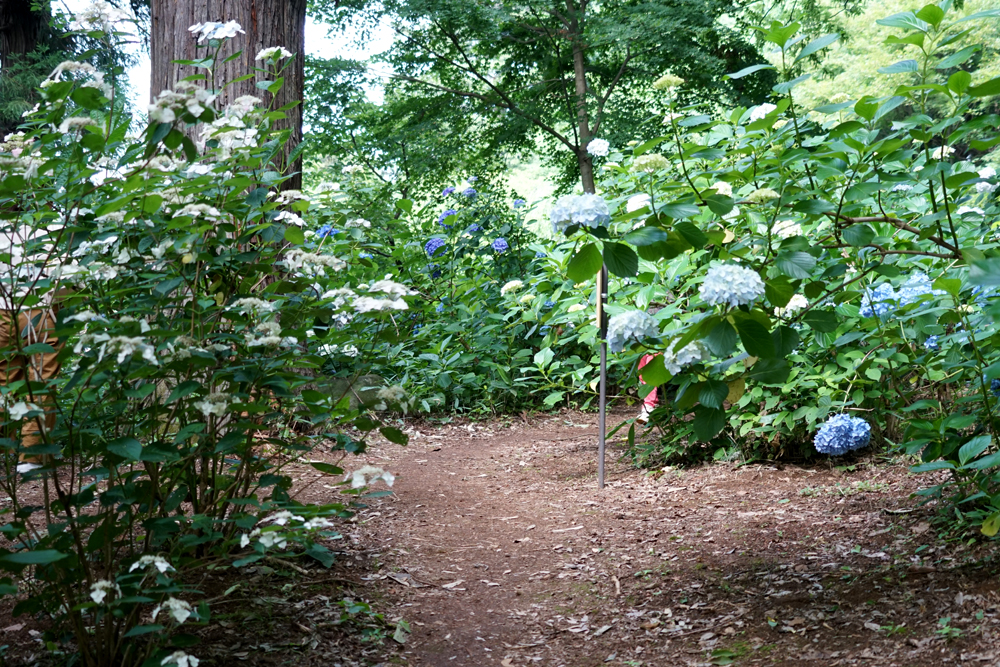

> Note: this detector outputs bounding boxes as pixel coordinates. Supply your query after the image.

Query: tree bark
[149,0,306,189]
[0,0,49,70]
[569,0,594,194]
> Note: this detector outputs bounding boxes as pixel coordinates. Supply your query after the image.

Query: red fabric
[638,354,660,409]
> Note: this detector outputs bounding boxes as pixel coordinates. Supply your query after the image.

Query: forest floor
[5,408,1000,666]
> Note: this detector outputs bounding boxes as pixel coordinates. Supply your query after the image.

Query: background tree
[150,0,307,188]
[311,0,775,194]
[0,0,67,134]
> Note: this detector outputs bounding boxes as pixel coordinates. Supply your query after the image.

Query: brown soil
[3,409,1000,667]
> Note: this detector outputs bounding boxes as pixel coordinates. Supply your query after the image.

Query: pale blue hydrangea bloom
[860,273,945,318]
[699,263,765,308]
[897,273,945,306]
[491,238,509,253]
[607,310,659,353]
[859,283,896,318]
[661,340,709,375]
[550,193,611,234]
[814,414,871,455]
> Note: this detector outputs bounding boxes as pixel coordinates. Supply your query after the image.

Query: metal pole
[597,264,608,489]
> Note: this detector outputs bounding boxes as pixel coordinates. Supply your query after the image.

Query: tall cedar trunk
[0,0,48,68]
[569,0,595,194]
[150,0,306,190]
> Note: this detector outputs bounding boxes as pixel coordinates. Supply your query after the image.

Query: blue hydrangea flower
[438,209,457,227]
[924,335,939,351]
[550,193,611,234]
[442,186,456,196]
[317,225,338,238]
[859,283,897,318]
[992,379,1000,398]
[607,310,660,353]
[814,414,872,455]
[463,187,477,198]
[468,223,482,232]
[436,303,444,313]
[425,238,447,257]
[359,252,373,259]
[542,299,555,309]
[491,238,509,253]
[427,262,441,278]
[898,273,945,306]
[699,263,765,308]
[467,176,478,184]
[514,199,526,208]
[535,251,546,258]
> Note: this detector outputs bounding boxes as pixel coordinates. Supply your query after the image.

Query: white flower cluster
[957,205,984,216]
[188,21,244,43]
[710,181,733,197]
[152,597,193,624]
[353,279,413,313]
[345,218,371,229]
[192,392,231,418]
[977,166,997,194]
[347,465,395,489]
[283,249,346,277]
[8,402,41,421]
[244,321,296,348]
[746,188,779,203]
[275,210,305,227]
[500,280,523,295]
[161,651,199,667]
[129,555,174,574]
[631,154,669,173]
[98,335,158,365]
[774,293,808,317]
[567,303,586,313]
[229,297,275,316]
[44,60,111,97]
[587,138,610,157]
[68,1,130,33]
[748,103,777,122]
[772,219,802,239]
[699,263,765,308]
[550,193,611,234]
[148,82,217,124]
[606,310,660,353]
[89,579,120,604]
[931,145,955,160]
[626,194,652,213]
[317,343,359,357]
[661,340,709,375]
[256,46,293,61]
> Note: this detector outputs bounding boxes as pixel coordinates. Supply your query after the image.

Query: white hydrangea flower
[891,183,913,193]
[567,304,586,313]
[66,310,107,323]
[772,219,802,239]
[129,555,174,574]
[275,211,305,227]
[630,154,669,173]
[255,46,293,61]
[152,598,193,624]
[500,280,523,295]
[192,392,230,418]
[345,218,371,229]
[68,1,131,33]
[976,166,997,194]
[229,297,275,315]
[626,194,652,213]
[606,310,660,354]
[283,249,346,277]
[369,279,414,298]
[161,651,199,667]
[354,296,408,313]
[653,73,684,90]
[303,517,335,530]
[58,117,100,134]
[699,263,765,308]
[347,465,395,489]
[240,529,260,548]
[257,531,287,549]
[931,145,955,160]
[661,340,709,375]
[89,579,120,604]
[710,181,733,197]
[265,510,304,526]
[100,336,158,365]
[519,294,536,304]
[957,206,985,216]
[586,138,610,157]
[188,21,244,43]
[774,294,809,317]
[746,188,779,203]
[549,193,611,234]
[748,103,777,122]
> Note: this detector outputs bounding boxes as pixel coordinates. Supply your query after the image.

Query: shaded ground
[3,409,1000,666]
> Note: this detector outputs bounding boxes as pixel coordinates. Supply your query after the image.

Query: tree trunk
[0,0,49,69]
[149,0,306,190]
[569,0,594,194]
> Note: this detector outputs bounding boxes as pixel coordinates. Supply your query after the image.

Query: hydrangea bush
[540,5,1000,533]
[0,11,406,665]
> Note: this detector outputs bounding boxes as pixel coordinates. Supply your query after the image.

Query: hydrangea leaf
[765,277,796,307]
[638,355,670,386]
[958,435,992,466]
[803,309,839,332]
[603,242,638,278]
[380,427,408,445]
[698,380,729,409]
[843,224,875,247]
[284,226,305,245]
[747,358,791,384]
[776,250,817,279]
[674,222,707,248]
[623,227,668,247]
[772,325,800,357]
[734,318,775,358]
[692,406,726,441]
[565,243,603,283]
[704,319,738,356]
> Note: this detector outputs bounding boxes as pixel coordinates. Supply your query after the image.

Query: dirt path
[351,409,1000,667]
